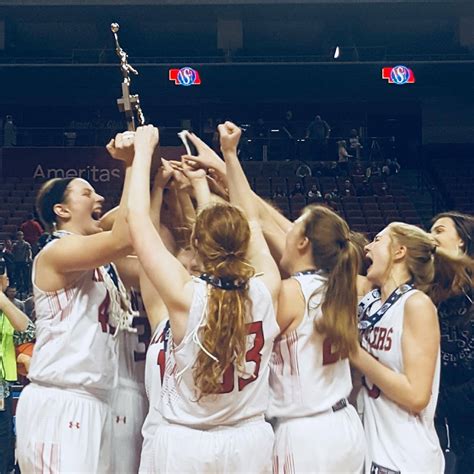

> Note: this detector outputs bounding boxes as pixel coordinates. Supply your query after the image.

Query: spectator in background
[342,179,356,197]
[0,272,35,474]
[430,211,474,473]
[20,214,44,256]
[349,129,362,159]
[306,115,331,160]
[390,157,401,175]
[351,160,366,179]
[306,184,323,202]
[5,285,25,312]
[11,232,32,297]
[382,160,391,179]
[290,182,305,198]
[0,242,15,285]
[282,110,296,139]
[324,192,339,211]
[366,161,382,179]
[3,115,17,147]
[337,140,352,176]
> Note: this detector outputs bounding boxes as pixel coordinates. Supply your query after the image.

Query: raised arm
[219,121,280,302]
[127,126,193,341]
[181,159,212,209]
[139,265,168,334]
[350,292,440,413]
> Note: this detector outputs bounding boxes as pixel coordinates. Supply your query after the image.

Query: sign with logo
[169,67,201,86]
[382,65,415,85]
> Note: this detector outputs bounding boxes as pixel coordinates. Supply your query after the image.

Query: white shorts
[110,380,148,474]
[152,416,274,473]
[273,403,366,474]
[139,405,163,474]
[16,383,112,473]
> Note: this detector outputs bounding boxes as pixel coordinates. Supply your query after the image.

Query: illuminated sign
[169,67,201,86]
[382,65,415,85]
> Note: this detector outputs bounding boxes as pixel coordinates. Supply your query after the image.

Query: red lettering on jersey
[377,327,387,350]
[98,292,116,335]
[322,337,342,365]
[238,321,264,391]
[384,328,393,351]
[362,376,381,399]
[217,321,265,394]
[156,323,170,384]
[370,327,379,348]
[157,348,166,383]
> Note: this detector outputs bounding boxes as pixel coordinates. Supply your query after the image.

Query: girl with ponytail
[350,222,463,473]
[267,204,366,473]
[127,122,280,473]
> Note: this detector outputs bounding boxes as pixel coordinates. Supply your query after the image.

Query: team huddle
[13,123,473,473]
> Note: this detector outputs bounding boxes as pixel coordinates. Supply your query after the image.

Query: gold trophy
[111,23,145,131]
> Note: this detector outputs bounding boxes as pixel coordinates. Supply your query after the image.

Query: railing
[0,47,473,65]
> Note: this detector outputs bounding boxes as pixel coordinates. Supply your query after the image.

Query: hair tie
[199,273,248,290]
[431,244,438,255]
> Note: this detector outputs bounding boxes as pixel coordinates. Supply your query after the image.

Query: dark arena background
[0,0,473,472]
[0,0,473,231]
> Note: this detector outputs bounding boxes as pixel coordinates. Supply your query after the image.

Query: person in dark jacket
[431,211,474,473]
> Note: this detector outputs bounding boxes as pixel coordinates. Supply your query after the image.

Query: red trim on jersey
[286,331,300,376]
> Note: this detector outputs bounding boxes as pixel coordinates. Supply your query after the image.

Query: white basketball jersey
[361,290,444,473]
[159,276,279,429]
[268,273,352,419]
[28,243,119,398]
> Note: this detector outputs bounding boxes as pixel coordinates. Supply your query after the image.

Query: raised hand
[182,132,225,174]
[134,125,159,158]
[218,121,242,155]
[106,130,136,165]
[152,159,174,189]
[181,157,207,182]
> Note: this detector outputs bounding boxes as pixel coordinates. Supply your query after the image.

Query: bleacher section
[431,159,474,215]
[0,161,422,240]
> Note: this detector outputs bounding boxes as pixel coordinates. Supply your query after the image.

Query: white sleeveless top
[361,289,444,473]
[159,276,279,429]
[28,241,119,399]
[268,273,352,419]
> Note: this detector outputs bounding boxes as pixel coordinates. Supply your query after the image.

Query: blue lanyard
[358,283,414,331]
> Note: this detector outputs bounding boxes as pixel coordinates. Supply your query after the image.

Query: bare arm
[127,126,193,342]
[139,265,168,333]
[351,292,440,413]
[0,292,31,332]
[181,160,212,209]
[219,121,281,302]
[277,278,304,335]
